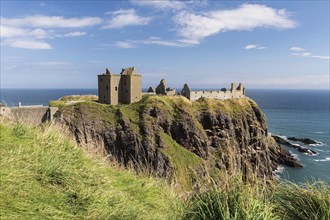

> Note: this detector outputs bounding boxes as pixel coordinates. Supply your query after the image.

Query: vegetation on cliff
[52,95,301,189]
[0,122,180,219]
[1,122,329,220]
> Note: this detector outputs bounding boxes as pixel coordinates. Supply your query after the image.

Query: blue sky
[1,0,329,89]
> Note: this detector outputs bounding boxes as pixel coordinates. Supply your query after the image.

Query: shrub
[183,177,278,220]
[273,181,330,220]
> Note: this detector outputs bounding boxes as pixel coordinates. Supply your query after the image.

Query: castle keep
[98,67,142,105]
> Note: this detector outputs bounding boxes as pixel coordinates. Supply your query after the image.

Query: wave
[313,131,325,134]
[314,157,330,162]
[309,142,324,147]
[274,165,285,174]
[290,152,300,160]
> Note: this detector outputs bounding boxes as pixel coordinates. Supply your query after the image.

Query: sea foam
[314,157,330,162]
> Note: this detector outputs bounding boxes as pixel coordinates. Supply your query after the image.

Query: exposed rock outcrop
[55,96,302,184]
[287,137,319,145]
[272,135,317,155]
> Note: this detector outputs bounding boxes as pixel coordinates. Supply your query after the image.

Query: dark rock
[288,137,319,145]
[272,135,293,147]
[272,135,317,156]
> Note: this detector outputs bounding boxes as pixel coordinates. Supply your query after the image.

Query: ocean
[1,88,329,184]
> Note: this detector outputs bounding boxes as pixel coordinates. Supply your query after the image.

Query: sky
[1,0,329,89]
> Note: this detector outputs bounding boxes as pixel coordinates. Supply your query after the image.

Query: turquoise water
[247,90,329,184]
[1,89,329,183]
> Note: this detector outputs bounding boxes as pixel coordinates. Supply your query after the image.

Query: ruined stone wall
[130,75,142,103]
[166,89,176,96]
[189,90,230,101]
[0,107,58,125]
[110,75,121,105]
[98,74,111,104]
[188,90,245,101]
[181,83,245,101]
[120,75,131,104]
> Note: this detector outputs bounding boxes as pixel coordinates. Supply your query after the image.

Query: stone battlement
[180,83,245,101]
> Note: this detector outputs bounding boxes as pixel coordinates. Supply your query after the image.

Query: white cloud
[142,36,187,47]
[290,47,305,51]
[291,52,311,57]
[114,36,190,48]
[30,61,70,66]
[245,44,267,50]
[2,39,52,49]
[301,52,312,56]
[290,47,329,60]
[1,15,94,49]
[245,44,257,49]
[311,55,330,60]
[114,41,137,48]
[63,31,86,37]
[291,52,330,60]
[87,60,108,63]
[131,0,186,10]
[1,15,102,28]
[0,25,53,39]
[102,9,151,29]
[174,4,296,44]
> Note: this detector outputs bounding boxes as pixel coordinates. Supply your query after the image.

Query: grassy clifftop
[1,120,329,219]
[0,122,180,219]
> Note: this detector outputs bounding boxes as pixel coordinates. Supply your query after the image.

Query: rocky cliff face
[55,96,301,186]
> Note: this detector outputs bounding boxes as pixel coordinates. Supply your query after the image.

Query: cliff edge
[54,96,301,187]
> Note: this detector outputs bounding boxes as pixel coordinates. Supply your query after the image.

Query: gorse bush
[273,181,330,220]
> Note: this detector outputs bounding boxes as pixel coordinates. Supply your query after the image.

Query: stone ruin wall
[188,90,243,101]
[0,106,58,125]
[181,83,245,101]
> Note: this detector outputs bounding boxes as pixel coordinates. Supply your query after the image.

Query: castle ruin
[147,79,176,96]
[98,66,245,105]
[180,83,245,101]
[98,67,142,105]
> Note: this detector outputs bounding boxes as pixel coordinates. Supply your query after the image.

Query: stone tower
[98,67,142,105]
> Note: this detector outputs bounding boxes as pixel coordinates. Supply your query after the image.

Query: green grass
[183,176,278,220]
[0,122,182,219]
[273,181,330,220]
[2,95,330,219]
[183,176,330,220]
[160,132,204,190]
[49,95,98,110]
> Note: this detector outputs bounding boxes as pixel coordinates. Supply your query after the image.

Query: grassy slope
[18,95,329,219]
[0,122,181,220]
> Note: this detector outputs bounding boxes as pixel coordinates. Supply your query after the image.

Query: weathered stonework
[0,106,58,125]
[98,67,142,105]
[181,83,245,101]
[149,79,176,96]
